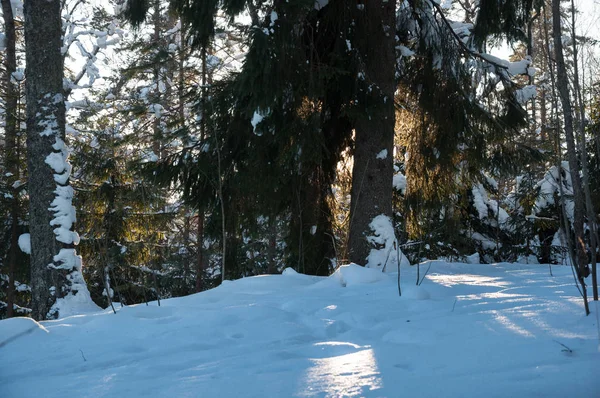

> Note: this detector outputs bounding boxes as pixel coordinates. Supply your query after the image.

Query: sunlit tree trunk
[347,0,396,266]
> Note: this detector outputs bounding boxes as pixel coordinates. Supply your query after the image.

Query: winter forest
[1,0,600,396]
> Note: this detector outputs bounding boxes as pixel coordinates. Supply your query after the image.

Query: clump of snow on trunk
[366,215,409,271]
[18,233,31,254]
[43,96,98,318]
[49,250,99,317]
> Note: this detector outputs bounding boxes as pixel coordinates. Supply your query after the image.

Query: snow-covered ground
[1,262,599,397]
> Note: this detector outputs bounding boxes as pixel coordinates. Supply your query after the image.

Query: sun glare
[299,342,382,397]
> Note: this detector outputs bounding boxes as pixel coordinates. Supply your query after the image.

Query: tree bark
[347,0,396,266]
[25,0,87,320]
[195,211,205,292]
[2,0,19,318]
[551,0,589,314]
[569,0,598,301]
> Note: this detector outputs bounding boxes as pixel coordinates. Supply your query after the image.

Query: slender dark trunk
[267,217,277,274]
[195,211,205,292]
[552,0,589,315]
[527,14,538,132]
[570,0,598,301]
[2,0,18,318]
[347,0,396,265]
[178,19,186,127]
[151,0,163,159]
[182,209,190,284]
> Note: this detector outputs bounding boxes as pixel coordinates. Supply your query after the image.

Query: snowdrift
[1,261,598,397]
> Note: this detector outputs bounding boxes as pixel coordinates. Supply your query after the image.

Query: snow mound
[0,317,49,345]
[51,290,102,319]
[330,263,388,287]
[1,262,599,397]
[282,267,299,276]
[403,285,431,300]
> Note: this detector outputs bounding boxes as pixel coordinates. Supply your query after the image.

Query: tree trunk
[195,211,205,292]
[25,0,90,320]
[347,0,396,266]
[2,0,19,318]
[267,217,277,274]
[569,0,598,301]
[551,0,589,315]
[182,208,191,284]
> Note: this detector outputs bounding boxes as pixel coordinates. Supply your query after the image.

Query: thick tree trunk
[293,170,336,276]
[2,0,19,318]
[25,0,90,320]
[347,0,396,266]
[551,0,589,314]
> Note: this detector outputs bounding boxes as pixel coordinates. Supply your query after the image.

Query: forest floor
[1,261,599,397]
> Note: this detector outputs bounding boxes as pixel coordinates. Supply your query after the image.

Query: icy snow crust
[1,262,598,397]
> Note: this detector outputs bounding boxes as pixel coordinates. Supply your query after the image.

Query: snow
[375,149,388,159]
[270,11,278,27]
[516,85,537,104]
[49,185,80,245]
[465,252,480,264]
[47,249,101,318]
[365,215,409,271]
[0,262,598,397]
[18,233,30,254]
[472,184,490,220]
[397,45,415,57]
[479,53,532,76]
[314,0,329,10]
[251,109,270,135]
[471,232,497,250]
[10,0,23,18]
[11,70,24,81]
[393,171,407,194]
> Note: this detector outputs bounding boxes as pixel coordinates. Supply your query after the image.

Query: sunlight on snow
[427,273,510,288]
[491,311,535,338]
[299,343,382,397]
[457,291,532,302]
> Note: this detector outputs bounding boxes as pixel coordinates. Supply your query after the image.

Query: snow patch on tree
[47,249,100,318]
[393,171,407,194]
[314,0,329,10]
[472,184,490,220]
[40,90,94,318]
[516,85,537,104]
[479,53,532,77]
[366,215,409,271]
[251,109,270,135]
[18,233,31,254]
[49,185,80,245]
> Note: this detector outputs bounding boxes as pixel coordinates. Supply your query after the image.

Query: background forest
[1,0,599,319]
